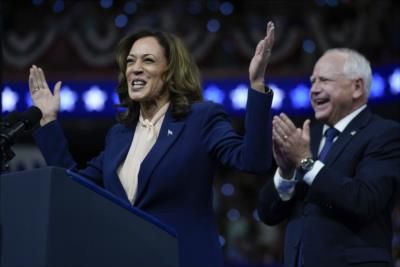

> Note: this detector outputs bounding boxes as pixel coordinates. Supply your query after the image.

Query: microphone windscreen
[21,106,43,129]
[1,111,21,127]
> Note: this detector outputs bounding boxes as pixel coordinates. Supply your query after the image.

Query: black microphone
[0,106,42,148]
[0,111,21,128]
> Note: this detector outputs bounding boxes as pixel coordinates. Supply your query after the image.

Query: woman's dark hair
[115,30,203,125]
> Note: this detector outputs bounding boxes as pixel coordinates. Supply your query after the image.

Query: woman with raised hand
[29,22,275,266]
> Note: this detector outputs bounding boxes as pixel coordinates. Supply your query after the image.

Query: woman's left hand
[249,21,275,92]
[29,65,62,126]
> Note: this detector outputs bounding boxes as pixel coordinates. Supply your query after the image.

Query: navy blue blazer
[258,108,400,267]
[34,88,273,267]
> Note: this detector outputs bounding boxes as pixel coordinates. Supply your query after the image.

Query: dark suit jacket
[258,107,400,267]
[33,89,273,267]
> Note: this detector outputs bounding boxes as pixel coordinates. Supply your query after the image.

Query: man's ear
[352,78,365,99]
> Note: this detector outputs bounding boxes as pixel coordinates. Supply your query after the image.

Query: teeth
[315,99,328,104]
[131,79,146,86]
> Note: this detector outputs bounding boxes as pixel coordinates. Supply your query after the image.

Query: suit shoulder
[188,101,228,120]
[106,123,133,136]
[191,100,223,112]
[363,115,400,145]
[369,114,400,132]
[191,101,228,115]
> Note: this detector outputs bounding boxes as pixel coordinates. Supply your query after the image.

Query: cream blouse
[117,103,170,204]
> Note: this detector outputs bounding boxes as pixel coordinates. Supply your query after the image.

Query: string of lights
[2,66,399,117]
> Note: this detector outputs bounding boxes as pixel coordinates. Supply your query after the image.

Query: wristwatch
[299,157,315,172]
[264,86,274,95]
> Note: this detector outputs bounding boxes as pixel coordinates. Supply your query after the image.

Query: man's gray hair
[324,48,372,97]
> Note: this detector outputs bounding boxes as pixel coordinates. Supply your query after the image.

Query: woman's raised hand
[29,65,62,126]
[249,21,275,92]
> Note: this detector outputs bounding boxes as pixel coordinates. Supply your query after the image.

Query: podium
[0,167,179,267]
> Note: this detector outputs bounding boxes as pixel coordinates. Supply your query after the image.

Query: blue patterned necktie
[318,127,340,162]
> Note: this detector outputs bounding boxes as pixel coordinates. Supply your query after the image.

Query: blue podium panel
[0,167,179,267]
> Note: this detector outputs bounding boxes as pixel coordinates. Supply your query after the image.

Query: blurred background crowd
[2,0,399,266]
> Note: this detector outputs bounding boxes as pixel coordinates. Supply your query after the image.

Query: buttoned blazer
[34,89,273,267]
[258,108,400,267]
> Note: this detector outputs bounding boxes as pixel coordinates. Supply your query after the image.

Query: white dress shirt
[117,103,170,204]
[274,105,367,201]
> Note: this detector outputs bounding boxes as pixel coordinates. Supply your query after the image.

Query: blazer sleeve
[33,120,105,184]
[308,122,400,222]
[257,178,296,225]
[201,88,273,173]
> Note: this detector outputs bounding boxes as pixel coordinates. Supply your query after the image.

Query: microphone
[0,106,42,148]
[0,111,21,128]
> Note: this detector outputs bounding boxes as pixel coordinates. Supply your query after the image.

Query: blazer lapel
[134,110,185,206]
[109,123,136,202]
[323,107,372,164]
[112,129,135,172]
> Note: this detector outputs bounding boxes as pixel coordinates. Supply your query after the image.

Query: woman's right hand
[29,65,62,126]
[248,21,275,92]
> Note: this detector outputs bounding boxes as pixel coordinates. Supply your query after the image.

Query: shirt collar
[139,102,170,127]
[323,104,367,134]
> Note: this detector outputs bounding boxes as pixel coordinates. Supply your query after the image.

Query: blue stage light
[204,85,225,104]
[2,65,398,117]
[60,86,78,112]
[25,92,33,107]
[370,73,385,98]
[53,0,64,13]
[83,86,108,112]
[221,183,235,196]
[220,2,234,16]
[207,19,221,33]
[303,39,316,54]
[290,84,310,109]
[227,209,240,221]
[1,86,19,112]
[230,84,248,110]
[124,1,137,14]
[115,14,128,28]
[268,84,285,110]
[100,0,113,9]
[112,92,120,104]
[389,68,400,94]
